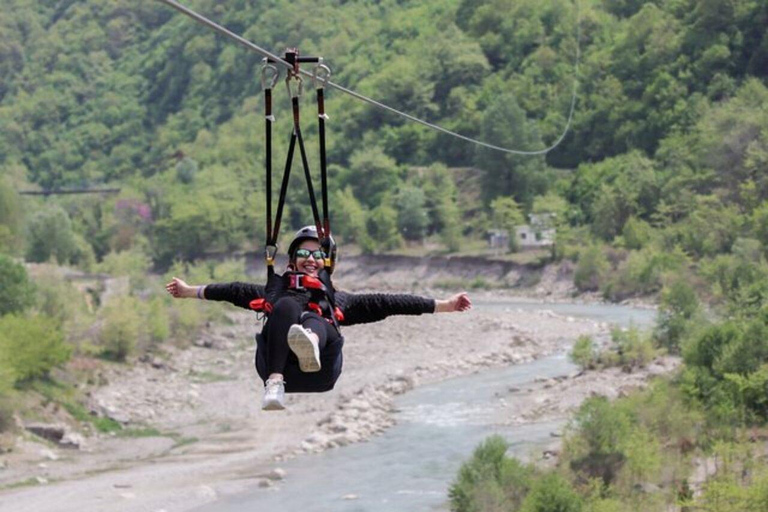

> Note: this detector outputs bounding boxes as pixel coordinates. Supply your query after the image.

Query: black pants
[254,297,344,393]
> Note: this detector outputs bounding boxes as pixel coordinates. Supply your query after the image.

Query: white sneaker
[287,324,321,373]
[262,378,285,411]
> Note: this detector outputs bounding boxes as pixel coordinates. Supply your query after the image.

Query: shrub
[25,205,79,264]
[574,245,608,292]
[97,248,152,290]
[619,216,653,250]
[602,246,687,301]
[395,185,428,241]
[367,203,403,252]
[450,435,534,512]
[610,326,656,368]
[570,335,599,370]
[655,278,701,353]
[146,297,170,347]
[0,314,70,384]
[520,473,583,512]
[99,297,142,361]
[0,255,35,316]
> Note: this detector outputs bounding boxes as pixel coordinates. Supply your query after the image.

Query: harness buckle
[265,245,278,266]
[289,273,304,290]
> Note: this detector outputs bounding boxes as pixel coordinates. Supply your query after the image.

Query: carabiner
[285,73,303,99]
[312,60,332,89]
[261,59,279,90]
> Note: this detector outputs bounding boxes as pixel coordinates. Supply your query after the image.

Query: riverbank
[0,290,671,512]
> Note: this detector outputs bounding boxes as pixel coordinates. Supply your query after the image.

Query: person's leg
[261,297,302,410]
[265,297,303,379]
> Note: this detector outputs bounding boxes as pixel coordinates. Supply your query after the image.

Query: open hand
[437,292,472,313]
[165,277,195,299]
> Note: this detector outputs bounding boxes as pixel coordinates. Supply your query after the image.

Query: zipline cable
[156,0,581,156]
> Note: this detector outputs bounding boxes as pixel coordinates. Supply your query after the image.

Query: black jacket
[203,281,436,325]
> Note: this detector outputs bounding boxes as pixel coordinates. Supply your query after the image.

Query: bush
[367,203,403,252]
[574,245,608,292]
[570,335,599,370]
[450,435,534,512]
[655,278,701,353]
[610,325,656,368]
[99,297,142,361]
[25,205,79,264]
[0,255,35,316]
[602,246,687,301]
[0,314,70,384]
[97,248,153,290]
[520,473,583,512]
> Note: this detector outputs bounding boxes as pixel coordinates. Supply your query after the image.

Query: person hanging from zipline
[165,225,471,410]
[166,51,470,409]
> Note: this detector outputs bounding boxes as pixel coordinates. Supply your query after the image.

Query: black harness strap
[260,50,337,273]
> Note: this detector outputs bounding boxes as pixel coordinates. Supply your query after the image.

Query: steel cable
[156,0,580,156]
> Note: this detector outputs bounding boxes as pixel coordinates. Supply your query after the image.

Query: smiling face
[292,240,325,277]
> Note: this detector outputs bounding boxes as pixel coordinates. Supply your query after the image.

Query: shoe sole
[287,325,321,373]
[262,399,285,411]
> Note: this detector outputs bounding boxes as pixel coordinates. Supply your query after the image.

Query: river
[194,299,656,512]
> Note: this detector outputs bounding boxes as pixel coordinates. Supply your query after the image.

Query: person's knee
[273,297,302,316]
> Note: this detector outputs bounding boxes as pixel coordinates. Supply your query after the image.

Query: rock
[35,476,49,485]
[264,468,286,481]
[25,423,66,443]
[39,448,59,461]
[542,450,559,460]
[60,432,85,449]
[195,485,217,499]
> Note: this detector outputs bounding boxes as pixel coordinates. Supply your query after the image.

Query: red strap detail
[333,306,345,322]
[307,302,323,316]
[288,273,324,290]
[301,275,324,290]
[249,298,273,314]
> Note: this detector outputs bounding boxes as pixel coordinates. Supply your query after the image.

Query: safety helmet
[287,225,319,259]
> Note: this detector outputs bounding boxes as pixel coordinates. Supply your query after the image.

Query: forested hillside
[2,0,765,265]
[2,1,768,507]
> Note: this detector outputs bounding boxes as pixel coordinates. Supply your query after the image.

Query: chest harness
[249,49,342,326]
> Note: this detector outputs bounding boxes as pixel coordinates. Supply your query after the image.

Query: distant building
[488,229,509,250]
[515,213,556,249]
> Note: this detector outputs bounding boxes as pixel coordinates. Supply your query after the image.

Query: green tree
[366,203,403,252]
[332,186,373,251]
[395,185,428,241]
[338,148,401,210]
[475,90,547,205]
[450,435,534,512]
[0,177,23,254]
[655,278,701,353]
[574,245,608,292]
[491,196,525,251]
[25,205,79,264]
[520,473,582,512]
[0,254,35,316]
[0,314,70,384]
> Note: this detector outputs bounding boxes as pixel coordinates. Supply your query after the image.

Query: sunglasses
[294,248,326,260]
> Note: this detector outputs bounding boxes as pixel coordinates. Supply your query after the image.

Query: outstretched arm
[165,277,265,310]
[165,277,206,299]
[337,291,471,325]
[434,292,472,313]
